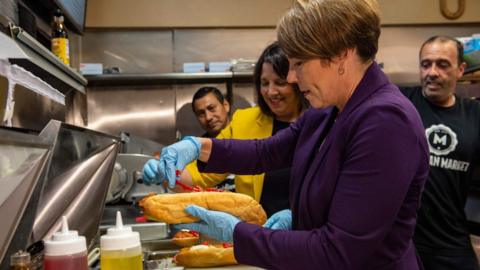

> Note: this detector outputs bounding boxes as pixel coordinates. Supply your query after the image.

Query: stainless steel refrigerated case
[30,120,121,249]
[0,120,121,269]
[0,128,51,269]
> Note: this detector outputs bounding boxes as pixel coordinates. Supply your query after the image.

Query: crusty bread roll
[139,192,267,225]
[175,244,237,267]
[172,229,200,247]
[172,236,199,247]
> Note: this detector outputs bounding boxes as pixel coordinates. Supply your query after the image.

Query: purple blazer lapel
[296,110,339,224]
[293,62,391,227]
[301,110,339,184]
[304,62,389,176]
[337,62,389,123]
[290,107,337,227]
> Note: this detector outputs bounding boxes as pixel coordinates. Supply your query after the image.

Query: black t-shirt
[260,119,292,217]
[401,87,480,256]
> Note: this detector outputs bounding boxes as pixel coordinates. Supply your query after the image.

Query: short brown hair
[420,35,464,66]
[277,0,381,62]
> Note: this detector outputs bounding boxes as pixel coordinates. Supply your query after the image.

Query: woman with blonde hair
[148,0,429,269]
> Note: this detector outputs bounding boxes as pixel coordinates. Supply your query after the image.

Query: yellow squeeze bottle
[100,211,143,270]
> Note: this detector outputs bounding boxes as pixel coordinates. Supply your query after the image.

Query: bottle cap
[10,250,30,266]
[100,211,140,250]
[44,216,87,256]
[54,9,63,17]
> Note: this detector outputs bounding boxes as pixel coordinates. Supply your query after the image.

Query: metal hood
[30,120,120,250]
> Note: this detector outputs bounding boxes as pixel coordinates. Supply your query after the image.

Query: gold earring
[338,64,345,75]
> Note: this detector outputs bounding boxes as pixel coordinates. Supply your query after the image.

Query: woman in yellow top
[180,42,307,216]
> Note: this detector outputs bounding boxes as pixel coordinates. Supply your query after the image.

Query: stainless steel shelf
[465,65,480,75]
[461,70,480,82]
[86,71,254,86]
[8,26,87,94]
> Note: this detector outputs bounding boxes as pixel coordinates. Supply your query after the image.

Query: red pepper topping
[205,188,224,192]
[222,243,233,248]
[135,216,147,223]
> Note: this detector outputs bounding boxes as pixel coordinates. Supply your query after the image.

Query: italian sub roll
[175,243,237,268]
[139,192,267,225]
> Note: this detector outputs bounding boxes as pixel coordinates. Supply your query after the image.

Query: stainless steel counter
[140,238,264,270]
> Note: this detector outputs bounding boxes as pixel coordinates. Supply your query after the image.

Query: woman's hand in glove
[142,136,201,187]
[264,209,292,230]
[174,205,240,243]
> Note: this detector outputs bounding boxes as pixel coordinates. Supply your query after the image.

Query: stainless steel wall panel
[65,90,88,127]
[231,83,256,111]
[12,84,65,131]
[2,72,84,131]
[69,32,82,72]
[79,26,480,85]
[81,30,174,73]
[173,28,276,72]
[87,86,176,145]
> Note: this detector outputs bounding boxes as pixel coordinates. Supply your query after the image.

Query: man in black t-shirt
[402,36,480,270]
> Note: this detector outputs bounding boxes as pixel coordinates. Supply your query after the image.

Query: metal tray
[99,222,169,241]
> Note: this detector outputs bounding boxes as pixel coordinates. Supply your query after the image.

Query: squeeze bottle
[43,216,88,270]
[100,211,143,270]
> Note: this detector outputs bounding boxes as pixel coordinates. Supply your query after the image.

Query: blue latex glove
[142,136,201,187]
[174,205,240,242]
[263,209,292,230]
[142,159,163,185]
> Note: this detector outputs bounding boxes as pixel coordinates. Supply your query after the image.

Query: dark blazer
[200,63,429,270]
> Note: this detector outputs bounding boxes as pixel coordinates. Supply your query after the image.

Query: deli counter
[0,120,120,269]
[0,120,263,270]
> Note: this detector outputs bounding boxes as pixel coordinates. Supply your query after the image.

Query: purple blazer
[200,63,429,270]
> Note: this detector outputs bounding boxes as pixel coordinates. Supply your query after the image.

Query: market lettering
[429,155,469,172]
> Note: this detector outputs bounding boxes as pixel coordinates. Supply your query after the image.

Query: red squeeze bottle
[43,216,88,270]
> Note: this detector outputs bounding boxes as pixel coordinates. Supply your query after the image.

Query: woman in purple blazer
[146,0,429,269]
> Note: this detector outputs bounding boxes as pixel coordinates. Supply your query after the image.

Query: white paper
[0,31,28,60]
[0,59,65,126]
